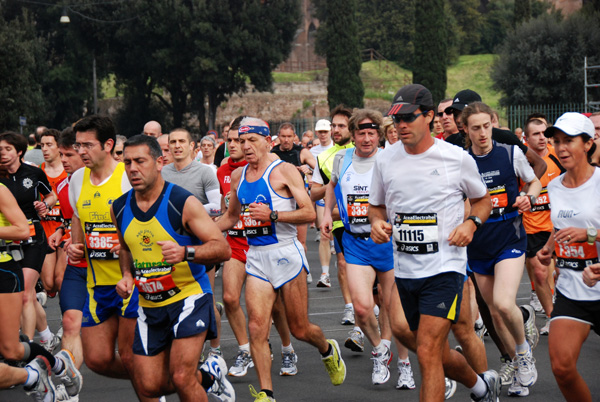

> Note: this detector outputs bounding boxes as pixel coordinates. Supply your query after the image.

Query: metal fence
[506,103,586,130]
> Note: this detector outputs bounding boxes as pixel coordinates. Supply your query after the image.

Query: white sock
[345,303,353,310]
[239,343,250,352]
[516,341,529,355]
[282,344,294,353]
[23,367,39,387]
[321,266,330,275]
[475,314,483,326]
[39,327,52,343]
[373,342,385,355]
[470,375,487,398]
[381,339,391,350]
[398,357,410,364]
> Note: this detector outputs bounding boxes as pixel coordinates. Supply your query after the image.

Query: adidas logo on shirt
[430,169,440,176]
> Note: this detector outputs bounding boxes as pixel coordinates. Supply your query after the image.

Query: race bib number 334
[393,213,439,254]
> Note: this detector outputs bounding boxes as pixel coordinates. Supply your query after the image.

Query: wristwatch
[184,246,196,262]
[466,216,482,230]
[270,210,279,222]
[587,227,598,245]
[519,192,536,207]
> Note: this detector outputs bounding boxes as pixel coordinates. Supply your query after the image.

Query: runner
[463,102,541,397]
[217,117,346,402]
[112,134,234,401]
[217,118,297,378]
[66,115,148,400]
[0,132,60,352]
[369,84,500,401]
[320,108,415,388]
[537,113,599,402]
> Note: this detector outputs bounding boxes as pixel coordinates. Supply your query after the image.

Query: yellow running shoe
[249,384,276,402]
[321,339,346,386]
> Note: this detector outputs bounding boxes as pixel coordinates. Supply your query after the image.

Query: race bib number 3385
[393,213,439,254]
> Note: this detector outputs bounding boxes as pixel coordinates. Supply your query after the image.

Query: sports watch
[466,216,482,230]
[270,210,279,222]
[184,246,196,262]
[587,227,598,245]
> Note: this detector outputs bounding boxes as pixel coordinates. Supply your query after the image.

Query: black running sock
[262,389,274,398]
[320,343,333,358]
[199,368,215,390]
[520,306,529,322]
[501,353,511,362]
[23,342,58,369]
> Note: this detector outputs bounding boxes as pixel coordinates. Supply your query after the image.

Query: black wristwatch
[270,210,279,222]
[466,216,482,230]
[184,246,196,262]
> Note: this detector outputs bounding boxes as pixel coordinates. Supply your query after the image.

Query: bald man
[143,121,162,138]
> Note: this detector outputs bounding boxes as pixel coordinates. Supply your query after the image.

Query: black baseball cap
[386,84,434,116]
[448,89,482,111]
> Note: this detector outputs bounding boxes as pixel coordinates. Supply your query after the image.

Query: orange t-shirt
[521,145,563,234]
[40,162,68,237]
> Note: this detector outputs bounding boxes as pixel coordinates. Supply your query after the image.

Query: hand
[448,221,476,247]
[536,245,553,266]
[371,220,392,244]
[248,202,272,222]
[319,215,333,239]
[513,195,531,214]
[157,240,185,264]
[33,201,48,217]
[554,227,586,245]
[583,264,600,287]
[297,165,311,175]
[47,229,63,250]
[67,242,85,264]
[109,243,121,256]
[116,276,134,299]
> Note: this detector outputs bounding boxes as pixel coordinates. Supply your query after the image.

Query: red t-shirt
[217,159,249,252]
[56,176,87,268]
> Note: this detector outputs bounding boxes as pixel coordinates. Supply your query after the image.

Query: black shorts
[21,242,49,273]
[396,272,464,331]
[0,259,24,293]
[526,231,551,258]
[332,227,344,255]
[552,290,600,336]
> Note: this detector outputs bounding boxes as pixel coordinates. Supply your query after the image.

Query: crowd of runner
[1,83,600,402]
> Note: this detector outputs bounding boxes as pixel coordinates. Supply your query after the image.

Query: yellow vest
[0,183,13,262]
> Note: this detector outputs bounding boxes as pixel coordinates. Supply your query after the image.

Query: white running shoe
[55,349,83,397]
[444,377,457,399]
[508,368,530,397]
[371,346,392,385]
[201,355,235,402]
[471,370,501,402]
[540,316,551,335]
[515,347,538,387]
[36,291,48,308]
[228,349,254,377]
[24,356,56,402]
[343,329,364,352]
[529,290,544,313]
[306,272,313,284]
[340,306,354,325]
[396,361,415,390]
[316,273,331,288]
[521,304,539,349]
[40,334,61,353]
[279,351,298,376]
[498,357,515,386]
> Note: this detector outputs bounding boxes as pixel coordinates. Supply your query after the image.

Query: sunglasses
[391,111,428,124]
[444,107,462,119]
[115,151,123,155]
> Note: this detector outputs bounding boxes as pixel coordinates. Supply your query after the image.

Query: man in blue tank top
[217,117,346,402]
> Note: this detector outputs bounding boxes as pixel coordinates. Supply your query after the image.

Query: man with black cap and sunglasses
[445,89,547,178]
[369,84,501,401]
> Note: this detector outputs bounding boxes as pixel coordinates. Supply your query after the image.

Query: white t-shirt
[68,167,131,218]
[310,142,334,159]
[549,168,600,301]
[370,139,487,279]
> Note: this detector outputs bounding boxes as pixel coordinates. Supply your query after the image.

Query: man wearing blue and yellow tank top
[217,117,346,402]
[66,116,147,398]
[111,135,234,401]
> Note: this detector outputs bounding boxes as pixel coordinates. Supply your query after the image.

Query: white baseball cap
[315,119,331,131]
[545,112,595,138]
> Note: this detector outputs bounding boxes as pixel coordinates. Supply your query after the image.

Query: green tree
[413,0,447,103]
[514,0,531,26]
[314,0,364,109]
[448,0,483,54]
[491,11,600,106]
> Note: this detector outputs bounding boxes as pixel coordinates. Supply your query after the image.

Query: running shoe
[36,291,48,308]
[498,356,515,386]
[508,368,529,397]
[322,339,346,386]
[55,384,70,401]
[201,355,235,402]
[540,316,551,335]
[314,231,320,242]
[521,304,539,349]
[249,385,275,402]
[215,301,224,317]
[228,349,254,377]
[344,329,364,352]
[24,356,56,402]
[316,273,331,288]
[445,378,457,399]
[306,272,313,284]
[40,334,61,353]
[471,370,501,402]
[279,351,298,376]
[474,319,486,342]
[515,347,537,387]
[340,306,355,325]
[371,346,392,385]
[529,290,544,313]
[396,361,416,390]
[55,349,83,397]
[208,347,223,359]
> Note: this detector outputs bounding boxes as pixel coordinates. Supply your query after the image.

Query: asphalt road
[2,227,599,401]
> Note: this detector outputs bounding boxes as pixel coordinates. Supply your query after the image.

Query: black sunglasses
[115,151,123,155]
[391,111,428,124]
[444,107,462,118]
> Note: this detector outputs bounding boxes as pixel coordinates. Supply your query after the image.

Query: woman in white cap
[537,112,599,402]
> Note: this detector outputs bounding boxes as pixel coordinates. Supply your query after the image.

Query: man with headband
[218,117,346,402]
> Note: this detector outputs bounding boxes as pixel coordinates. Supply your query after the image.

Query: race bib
[84,222,118,260]
[489,185,508,216]
[347,194,369,225]
[530,188,550,212]
[135,273,181,302]
[228,219,246,238]
[241,204,272,238]
[555,241,599,271]
[393,213,439,254]
[43,201,63,222]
